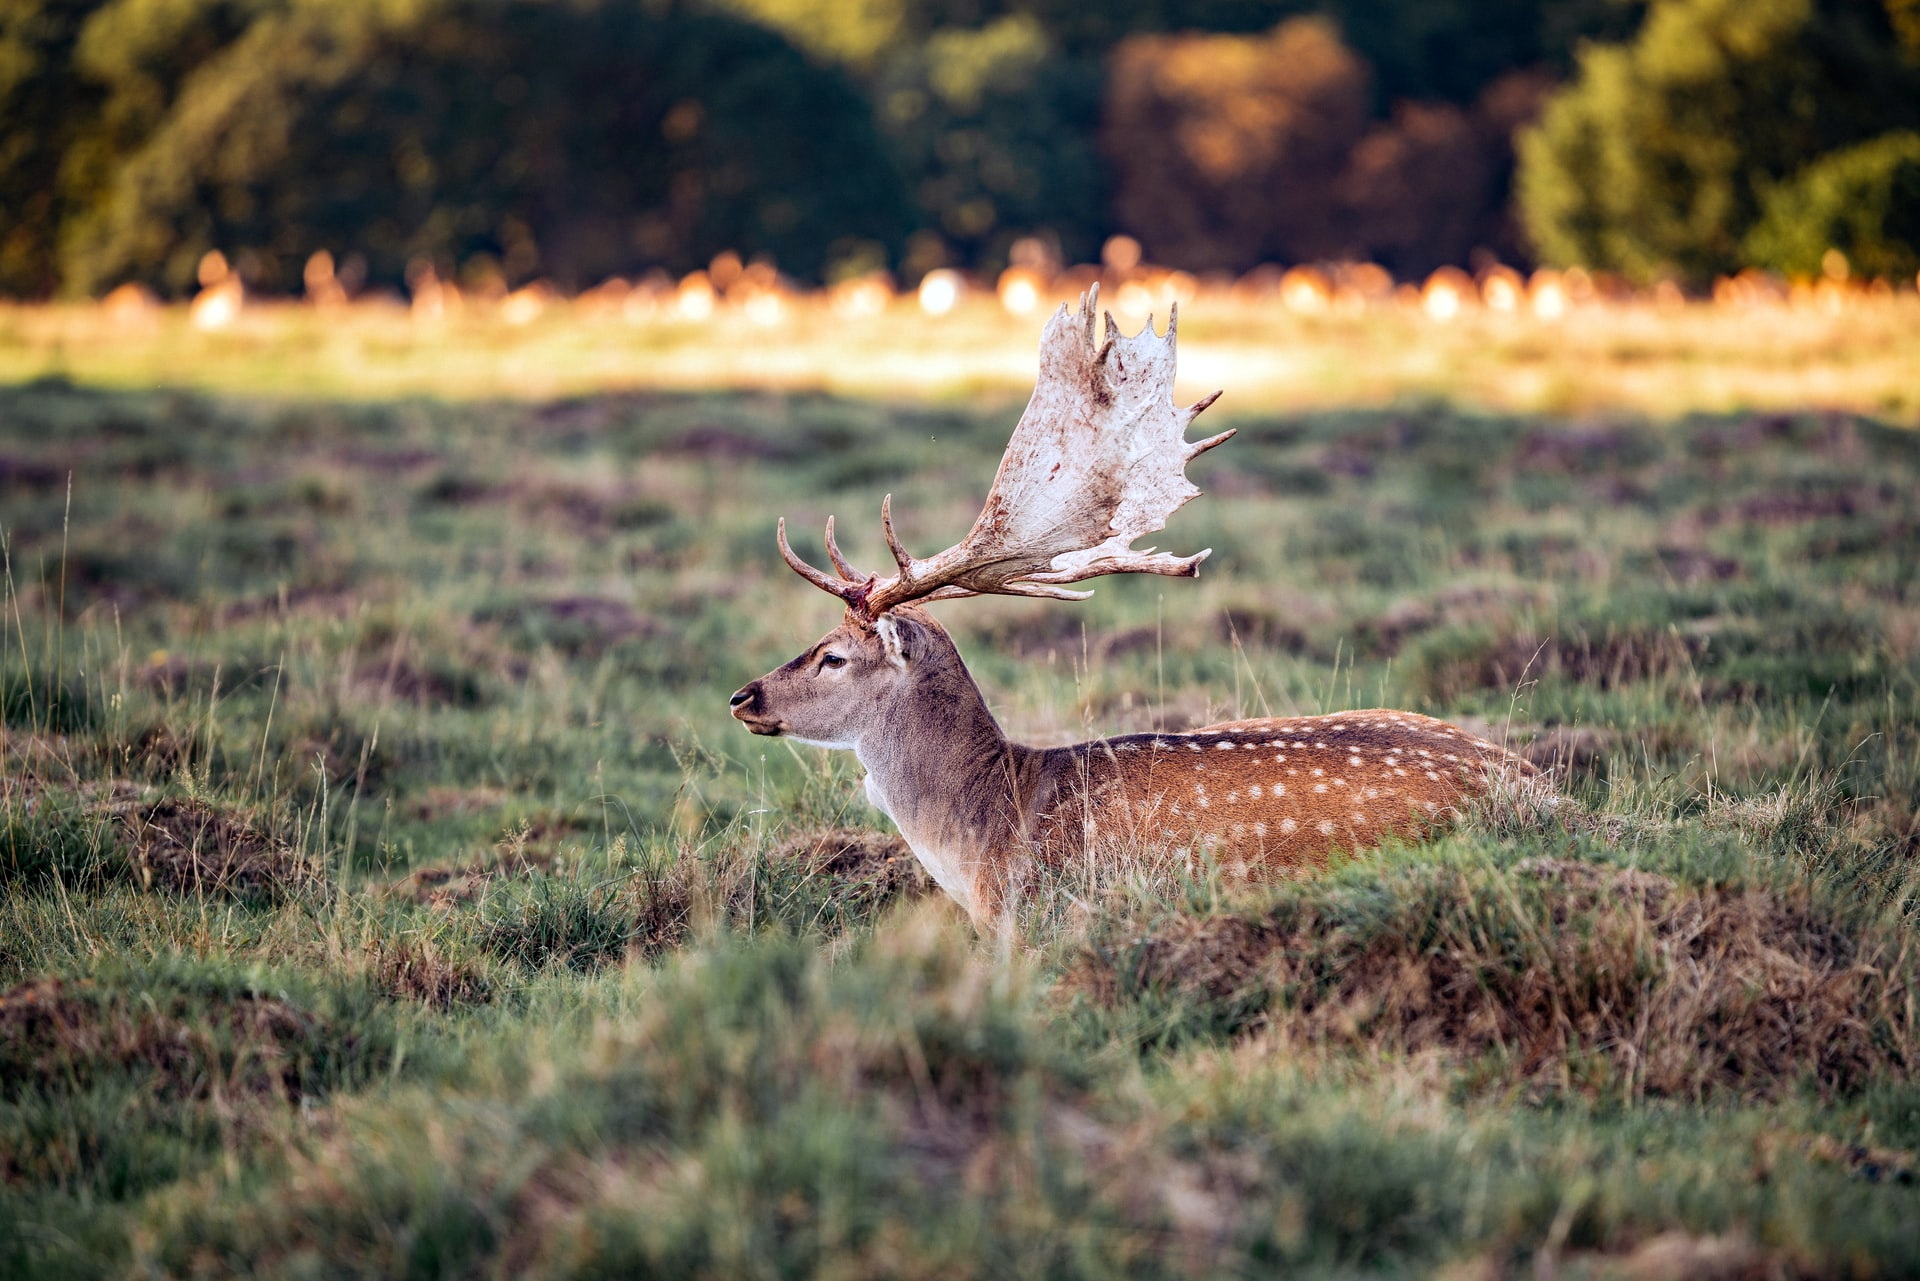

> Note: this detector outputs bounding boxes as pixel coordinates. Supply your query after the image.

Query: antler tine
[821,515,866,583]
[1185,389,1231,459]
[879,494,914,574]
[1020,546,1210,584]
[777,517,862,603]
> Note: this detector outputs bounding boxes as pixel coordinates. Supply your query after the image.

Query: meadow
[3,297,1919,1277]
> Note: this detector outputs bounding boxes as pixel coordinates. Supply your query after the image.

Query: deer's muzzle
[728,681,782,735]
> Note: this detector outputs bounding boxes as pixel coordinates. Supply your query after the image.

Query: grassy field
[3,305,1919,1276]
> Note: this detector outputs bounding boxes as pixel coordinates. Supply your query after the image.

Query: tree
[1102,18,1372,270]
[1743,131,1920,279]
[1517,0,1920,283]
[0,0,109,296]
[60,0,915,294]
[1338,70,1555,276]
[871,14,1105,271]
[1328,0,1642,104]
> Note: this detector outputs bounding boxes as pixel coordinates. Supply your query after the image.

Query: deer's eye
[820,652,847,670]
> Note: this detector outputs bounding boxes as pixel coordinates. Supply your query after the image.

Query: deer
[729,287,1536,932]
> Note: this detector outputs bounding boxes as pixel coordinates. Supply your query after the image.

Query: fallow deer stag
[730,287,1534,931]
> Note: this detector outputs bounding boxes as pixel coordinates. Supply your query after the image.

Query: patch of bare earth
[405,784,510,822]
[1071,859,1914,1101]
[1414,628,1701,702]
[1443,1231,1777,1281]
[119,796,318,901]
[394,848,558,908]
[1353,583,1539,658]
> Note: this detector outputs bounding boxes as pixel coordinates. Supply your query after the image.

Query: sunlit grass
[3,291,1917,421]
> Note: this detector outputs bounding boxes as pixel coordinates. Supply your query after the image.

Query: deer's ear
[874,614,916,670]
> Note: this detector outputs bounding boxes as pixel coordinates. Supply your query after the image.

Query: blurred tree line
[0,0,1914,297]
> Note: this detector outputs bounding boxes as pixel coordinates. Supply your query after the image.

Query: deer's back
[1028,709,1533,873]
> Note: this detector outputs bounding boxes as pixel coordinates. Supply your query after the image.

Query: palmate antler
[779,285,1232,619]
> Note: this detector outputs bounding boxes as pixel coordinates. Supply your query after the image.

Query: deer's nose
[729,684,759,712]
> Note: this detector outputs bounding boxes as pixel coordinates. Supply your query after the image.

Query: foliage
[12,0,1920,290]
[1104,18,1373,271]
[1744,130,1920,280]
[1105,19,1558,274]
[712,0,911,70]
[1517,0,1920,283]
[0,0,107,296]
[59,0,912,294]
[1328,0,1645,104]
[872,14,1106,271]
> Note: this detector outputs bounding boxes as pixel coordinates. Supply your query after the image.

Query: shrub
[1517,0,1920,283]
[1744,130,1920,280]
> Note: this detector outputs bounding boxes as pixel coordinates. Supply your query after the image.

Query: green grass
[2,376,1918,1277]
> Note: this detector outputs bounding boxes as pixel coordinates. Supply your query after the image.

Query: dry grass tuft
[119,797,319,901]
[770,826,932,914]
[1072,858,1916,1101]
[369,938,493,1008]
[0,977,318,1104]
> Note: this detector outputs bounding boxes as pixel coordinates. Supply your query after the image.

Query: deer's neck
[854,660,1042,922]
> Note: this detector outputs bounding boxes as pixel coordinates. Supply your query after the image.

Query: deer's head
[729,286,1230,747]
[729,607,963,749]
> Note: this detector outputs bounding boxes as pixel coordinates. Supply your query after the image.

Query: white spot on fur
[1317,820,1334,836]
[1281,818,1297,834]
[1249,785,1263,799]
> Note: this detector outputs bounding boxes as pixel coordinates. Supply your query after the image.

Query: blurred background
[2,0,1917,305]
